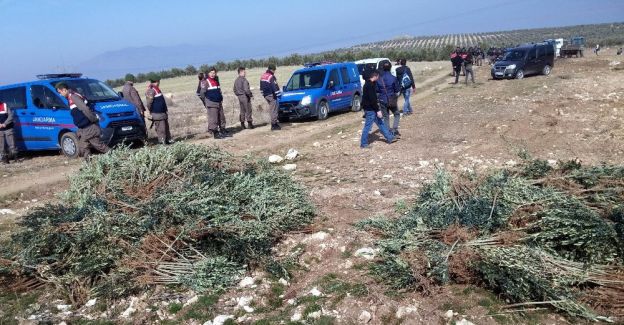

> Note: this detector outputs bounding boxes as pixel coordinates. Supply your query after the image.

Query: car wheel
[278,115,290,123]
[60,132,80,158]
[542,65,551,76]
[317,101,329,120]
[515,69,525,80]
[351,94,361,112]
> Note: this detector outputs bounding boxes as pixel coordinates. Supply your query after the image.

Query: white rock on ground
[120,297,139,318]
[285,149,299,160]
[85,299,97,307]
[56,304,71,311]
[309,287,323,297]
[354,247,377,260]
[313,142,321,147]
[0,209,16,215]
[283,164,297,171]
[305,231,329,243]
[396,306,419,319]
[308,311,322,319]
[291,308,303,321]
[236,296,254,313]
[456,318,475,325]
[358,310,372,323]
[184,295,198,307]
[268,155,284,163]
[444,309,454,319]
[204,315,234,325]
[238,276,255,288]
[278,278,289,286]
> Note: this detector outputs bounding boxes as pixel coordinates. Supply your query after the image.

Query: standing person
[460,48,468,76]
[595,44,600,55]
[376,62,401,136]
[450,48,459,77]
[451,49,464,84]
[0,101,18,164]
[204,67,229,138]
[395,59,416,115]
[196,72,207,106]
[145,78,173,144]
[464,51,475,84]
[260,64,282,130]
[55,82,110,159]
[122,75,146,118]
[360,71,396,148]
[233,67,254,129]
[121,75,147,136]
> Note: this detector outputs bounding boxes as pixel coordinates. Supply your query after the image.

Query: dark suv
[491,43,555,80]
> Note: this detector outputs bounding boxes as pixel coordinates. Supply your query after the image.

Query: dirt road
[1,54,623,323]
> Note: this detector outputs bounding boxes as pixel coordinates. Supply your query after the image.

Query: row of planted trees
[105,45,460,87]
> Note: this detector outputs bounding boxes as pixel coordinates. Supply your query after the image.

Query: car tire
[317,100,329,120]
[542,65,551,76]
[351,94,362,112]
[278,115,290,123]
[60,132,80,158]
[515,69,525,80]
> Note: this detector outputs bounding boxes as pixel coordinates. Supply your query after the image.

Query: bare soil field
[1,52,623,324]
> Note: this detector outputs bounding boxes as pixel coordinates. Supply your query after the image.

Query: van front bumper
[101,120,147,145]
[492,67,516,79]
[279,101,313,119]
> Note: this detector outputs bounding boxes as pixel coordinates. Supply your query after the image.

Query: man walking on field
[260,64,282,131]
[233,67,254,129]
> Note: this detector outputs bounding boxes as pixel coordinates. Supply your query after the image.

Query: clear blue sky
[1,0,623,84]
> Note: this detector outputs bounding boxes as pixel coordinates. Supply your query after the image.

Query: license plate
[121,126,133,131]
[495,72,504,76]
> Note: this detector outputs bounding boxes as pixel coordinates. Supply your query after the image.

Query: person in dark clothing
[260,64,282,130]
[204,67,229,138]
[360,71,396,148]
[56,82,110,158]
[464,52,475,84]
[451,49,464,84]
[395,59,416,115]
[145,78,173,144]
[196,72,207,106]
[233,67,254,129]
[0,101,18,164]
[376,62,401,136]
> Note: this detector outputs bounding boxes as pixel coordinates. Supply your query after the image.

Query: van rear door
[0,86,29,150]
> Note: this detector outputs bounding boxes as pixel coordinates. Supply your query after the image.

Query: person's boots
[211,131,223,139]
[248,122,254,129]
[240,122,247,130]
[1,154,9,164]
[219,128,232,137]
[271,123,281,131]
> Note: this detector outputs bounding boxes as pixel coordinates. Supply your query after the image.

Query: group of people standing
[450,47,477,84]
[359,59,416,148]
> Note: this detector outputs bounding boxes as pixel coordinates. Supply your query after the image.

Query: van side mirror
[118,91,124,98]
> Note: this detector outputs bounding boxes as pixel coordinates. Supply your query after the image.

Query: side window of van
[527,49,537,61]
[536,46,544,58]
[0,87,27,109]
[31,85,67,109]
[340,67,351,84]
[328,69,341,88]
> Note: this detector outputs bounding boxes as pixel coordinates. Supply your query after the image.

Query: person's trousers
[360,110,394,147]
[454,68,462,83]
[401,88,412,114]
[237,95,253,123]
[151,113,171,143]
[380,102,400,131]
[0,129,17,156]
[264,95,279,125]
[207,103,226,132]
[77,124,109,156]
[465,64,475,83]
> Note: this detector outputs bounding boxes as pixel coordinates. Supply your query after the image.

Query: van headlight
[300,95,312,106]
[506,64,517,70]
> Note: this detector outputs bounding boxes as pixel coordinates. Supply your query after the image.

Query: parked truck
[560,37,585,58]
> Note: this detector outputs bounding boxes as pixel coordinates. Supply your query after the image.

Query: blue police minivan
[279,62,361,121]
[0,74,146,158]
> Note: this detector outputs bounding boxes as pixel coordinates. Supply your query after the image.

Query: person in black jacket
[360,71,397,148]
[451,49,464,84]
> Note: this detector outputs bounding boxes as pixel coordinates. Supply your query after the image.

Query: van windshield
[502,50,526,61]
[286,70,327,91]
[51,79,120,102]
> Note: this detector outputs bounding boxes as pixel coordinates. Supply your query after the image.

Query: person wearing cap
[145,78,172,144]
[260,64,282,130]
[122,75,146,118]
[55,82,110,159]
[0,100,18,164]
[204,67,229,138]
[233,67,254,129]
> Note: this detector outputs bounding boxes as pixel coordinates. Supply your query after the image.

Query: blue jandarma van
[0,74,146,158]
[279,62,361,122]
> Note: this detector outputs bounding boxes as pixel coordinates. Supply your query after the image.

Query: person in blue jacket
[376,62,401,137]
